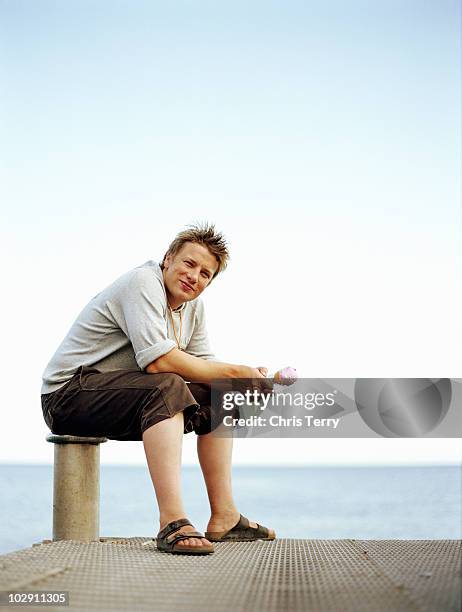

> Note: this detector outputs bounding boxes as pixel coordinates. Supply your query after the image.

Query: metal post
[46,434,107,541]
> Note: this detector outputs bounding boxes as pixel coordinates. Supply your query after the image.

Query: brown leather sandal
[156,518,214,555]
[205,514,276,542]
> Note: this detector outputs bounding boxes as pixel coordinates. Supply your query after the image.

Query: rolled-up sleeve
[111,269,176,369]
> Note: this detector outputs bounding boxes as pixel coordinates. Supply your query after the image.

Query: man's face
[162,242,219,308]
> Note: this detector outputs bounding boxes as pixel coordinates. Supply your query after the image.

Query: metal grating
[355,539,462,612]
[0,539,460,612]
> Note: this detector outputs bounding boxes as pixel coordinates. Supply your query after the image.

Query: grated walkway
[0,538,460,611]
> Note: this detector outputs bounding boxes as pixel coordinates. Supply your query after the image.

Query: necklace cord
[168,306,183,350]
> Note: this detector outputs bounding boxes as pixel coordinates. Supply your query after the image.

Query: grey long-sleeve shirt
[41,261,215,394]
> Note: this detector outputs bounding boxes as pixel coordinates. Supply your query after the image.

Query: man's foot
[206,511,275,541]
[158,519,212,550]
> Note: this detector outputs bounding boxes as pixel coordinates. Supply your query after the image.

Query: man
[41,223,275,555]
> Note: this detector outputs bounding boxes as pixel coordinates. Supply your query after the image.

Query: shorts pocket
[78,366,103,390]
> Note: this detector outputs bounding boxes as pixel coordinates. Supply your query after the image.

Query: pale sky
[1,0,460,465]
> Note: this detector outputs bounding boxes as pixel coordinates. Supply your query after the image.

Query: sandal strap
[158,518,192,540]
[227,514,269,539]
[254,524,269,537]
[238,514,250,528]
[166,531,205,545]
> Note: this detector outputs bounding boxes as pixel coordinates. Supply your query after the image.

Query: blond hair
[160,223,230,279]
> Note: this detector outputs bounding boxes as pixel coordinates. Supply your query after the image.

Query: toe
[177,537,210,548]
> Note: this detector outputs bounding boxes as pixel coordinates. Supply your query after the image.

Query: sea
[0,465,460,555]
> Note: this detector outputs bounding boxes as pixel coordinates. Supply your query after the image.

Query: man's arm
[145,348,264,383]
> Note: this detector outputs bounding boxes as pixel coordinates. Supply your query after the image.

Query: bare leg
[143,411,211,548]
[197,432,275,537]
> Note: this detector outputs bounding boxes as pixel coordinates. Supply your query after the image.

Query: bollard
[46,434,107,542]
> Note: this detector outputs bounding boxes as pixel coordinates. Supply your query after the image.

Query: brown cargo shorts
[41,366,215,441]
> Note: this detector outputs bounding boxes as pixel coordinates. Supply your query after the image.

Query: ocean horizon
[1,464,460,556]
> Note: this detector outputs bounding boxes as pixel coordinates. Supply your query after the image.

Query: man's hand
[239,366,267,379]
[238,366,273,392]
